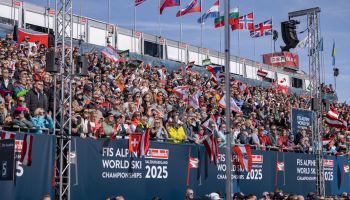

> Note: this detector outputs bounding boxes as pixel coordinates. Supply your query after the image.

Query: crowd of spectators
[0,31,349,155]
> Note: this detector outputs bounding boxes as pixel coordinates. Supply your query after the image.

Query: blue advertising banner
[71,138,350,200]
[0,133,56,200]
[291,108,314,136]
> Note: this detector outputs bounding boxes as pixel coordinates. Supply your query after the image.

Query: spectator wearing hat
[102,112,117,138]
[12,109,34,129]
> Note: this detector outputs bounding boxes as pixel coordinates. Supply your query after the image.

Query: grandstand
[0,0,348,200]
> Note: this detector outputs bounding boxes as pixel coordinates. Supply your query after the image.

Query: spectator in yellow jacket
[166,115,186,143]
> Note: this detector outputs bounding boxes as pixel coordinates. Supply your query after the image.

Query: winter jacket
[167,126,186,143]
[31,116,54,134]
[25,89,48,114]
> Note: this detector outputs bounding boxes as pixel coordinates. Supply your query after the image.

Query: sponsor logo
[323,159,334,167]
[344,165,349,173]
[146,149,169,159]
[252,155,263,164]
[15,140,23,153]
[277,162,284,171]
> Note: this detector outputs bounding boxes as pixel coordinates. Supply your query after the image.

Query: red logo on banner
[48,9,55,15]
[13,0,21,7]
[180,43,187,49]
[15,140,23,153]
[262,52,299,70]
[146,148,169,159]
[159,37,166,45]
[134,31,142,38]
[80,18,87,24]
[323,159,334,167]
[252,155,263,164]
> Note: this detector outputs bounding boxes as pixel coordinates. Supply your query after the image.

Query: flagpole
[186,147,192,186]
[224,0,232,199]
[200,0,203,63]
[237,22,241,76]
[219,27,222,65]
[158,0,162,36]
[179,0,183,62]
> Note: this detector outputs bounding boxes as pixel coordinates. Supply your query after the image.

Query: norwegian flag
[233,145,252,172]
[231,12,254,31]
[173,86,189,100]
[101,45,119,63]
[250,19,272,38]
[257,69,268,78]
[1,132,16,140]
[218,94,242,114]
[135,0,147,6]
[176,0,201,17]
[20,134,33,166]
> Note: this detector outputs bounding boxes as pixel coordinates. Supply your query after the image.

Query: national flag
[257,69,268,78]
[135,0,146,6]
[277,162,285,171]
[1,132,16,140]
[295,35,310,50]
[218,94,242,114]
[325,116,347,130]
[186,147,200,186]
[344,165,349,173]
[197,0,219,24]
[322,136,335,147]
[176,0,201,17]
[231,12,254,31]
[214,16,224,28]
[101,45,119,63]
[128,130,150,157]
[158,68,167,80]
[228,8,239,25]
[232,145,252,172]
[331,40,336,66]
[203,134,218,163]
[189,90,202,109]
[127,59,144,68]
[185,61,195,71]
[173,86,189,100]
[18,29,49,47]
[20,134,33,166]
[327,107,339,120]
[202,114,218,132]
[202,58,212,67]
[210,73,218,84]
[250,19,272,38]
[207,65,221,76]
[160,0,180,14]
[277,85,289,94]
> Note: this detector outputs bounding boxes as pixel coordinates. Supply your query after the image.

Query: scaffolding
[54,0,74,199]
[289,7,324,196]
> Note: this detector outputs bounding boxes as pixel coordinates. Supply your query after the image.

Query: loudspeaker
[77,56,89,76]
[311,98,320,111]
[280,20,300,52]
[333,68,339,77]
[45,50,58,73]
[273,30,278,41]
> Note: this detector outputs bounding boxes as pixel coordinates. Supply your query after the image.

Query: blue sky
[27,0,350,102]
